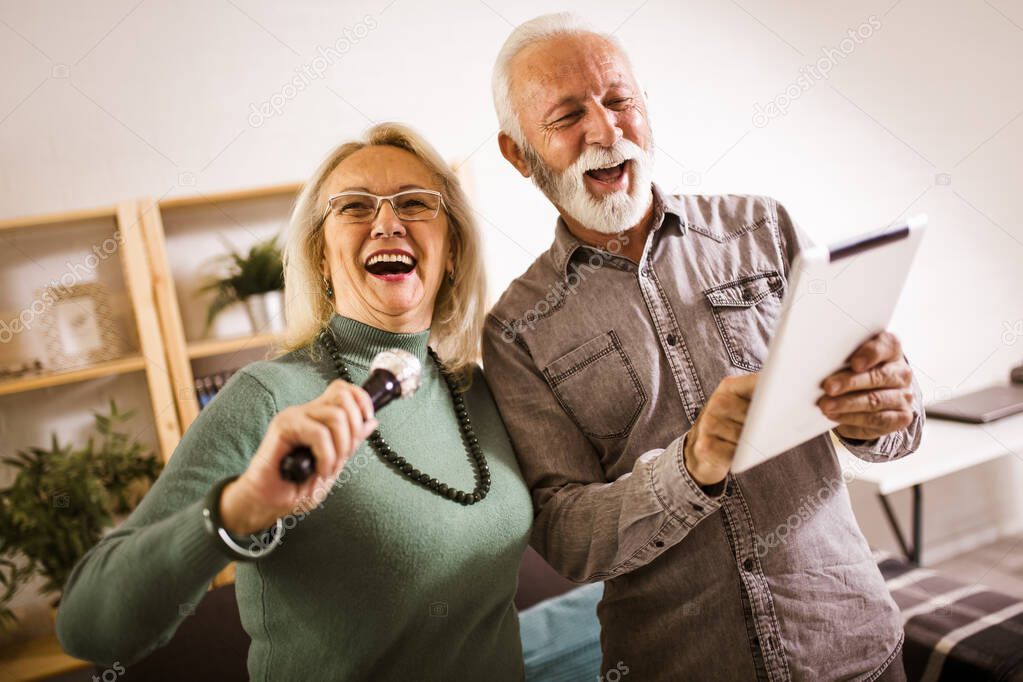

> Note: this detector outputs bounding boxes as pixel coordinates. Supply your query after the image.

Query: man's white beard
[523,137,654,235]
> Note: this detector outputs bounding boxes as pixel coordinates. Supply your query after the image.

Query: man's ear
[498,131,532,179]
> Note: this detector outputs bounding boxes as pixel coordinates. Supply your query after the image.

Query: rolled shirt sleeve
[834,368,925,462]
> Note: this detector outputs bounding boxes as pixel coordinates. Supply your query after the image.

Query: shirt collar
[549,183,683,276]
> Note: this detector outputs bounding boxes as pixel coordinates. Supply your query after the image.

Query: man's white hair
[491,12,632,148]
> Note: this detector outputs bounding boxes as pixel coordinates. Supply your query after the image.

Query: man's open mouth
[584,161,628,185]
[364,250,417,277]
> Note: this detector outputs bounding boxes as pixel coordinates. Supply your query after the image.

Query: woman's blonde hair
[278,122,487,380]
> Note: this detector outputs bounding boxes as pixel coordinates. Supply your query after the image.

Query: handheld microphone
[279,349,423,483]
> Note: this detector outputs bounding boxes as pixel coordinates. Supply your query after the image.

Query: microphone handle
[278,368,400,483]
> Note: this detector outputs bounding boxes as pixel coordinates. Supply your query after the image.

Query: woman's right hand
[219,380,378,536]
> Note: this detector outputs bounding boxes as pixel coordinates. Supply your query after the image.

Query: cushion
[519,582,603,681]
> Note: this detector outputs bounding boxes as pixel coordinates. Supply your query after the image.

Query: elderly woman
[56,123,533,680]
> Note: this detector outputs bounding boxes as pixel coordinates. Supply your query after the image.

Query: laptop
[926,385,1023,424]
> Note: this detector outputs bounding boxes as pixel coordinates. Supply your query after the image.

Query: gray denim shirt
[482,185,923,681]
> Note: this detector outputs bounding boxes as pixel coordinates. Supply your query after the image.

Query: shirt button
[743,557,754,571]
[654,539,665,548]
[641,266,651,277]
[665,333,677,346]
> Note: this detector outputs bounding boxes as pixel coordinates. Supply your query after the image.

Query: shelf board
[0,632,90,681]
[0,355,147,396]
[0,204,117,233]
[158,181,303,210]
[187,333,281,359]
[0,181,300,233]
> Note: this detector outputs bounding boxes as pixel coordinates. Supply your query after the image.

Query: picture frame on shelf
[35,282,125,370]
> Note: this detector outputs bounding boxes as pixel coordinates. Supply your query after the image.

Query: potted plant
[198,234,286,335]
[0,400,162,630]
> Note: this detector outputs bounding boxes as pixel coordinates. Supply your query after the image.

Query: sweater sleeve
[56,369,278,666]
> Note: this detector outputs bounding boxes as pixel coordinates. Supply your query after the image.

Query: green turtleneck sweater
[56,315,533,681]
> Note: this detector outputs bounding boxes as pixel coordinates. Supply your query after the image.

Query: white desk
[838,411,1023,563]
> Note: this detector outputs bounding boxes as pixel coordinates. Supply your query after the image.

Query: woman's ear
[320,255,336,301]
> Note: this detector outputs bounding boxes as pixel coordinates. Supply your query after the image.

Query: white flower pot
[243,290,286,334]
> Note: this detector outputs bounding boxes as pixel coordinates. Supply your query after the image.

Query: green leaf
[195,233,284,329]
[0,399,162,627]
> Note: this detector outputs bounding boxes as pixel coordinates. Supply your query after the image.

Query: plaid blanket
[880,556,1023,681]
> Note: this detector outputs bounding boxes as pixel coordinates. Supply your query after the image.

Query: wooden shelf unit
[0,202,182,460]
[137,181,300,435]
[0,182,303,679]
[0,185,300,457]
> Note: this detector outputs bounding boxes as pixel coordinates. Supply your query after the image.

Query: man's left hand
[817,331,916,442]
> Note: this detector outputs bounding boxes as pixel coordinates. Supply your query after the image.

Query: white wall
[2,0,1022,614]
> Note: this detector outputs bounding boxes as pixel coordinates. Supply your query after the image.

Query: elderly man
[482,13,923,682]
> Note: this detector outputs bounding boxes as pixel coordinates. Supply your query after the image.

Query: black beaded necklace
[319,328,491,505]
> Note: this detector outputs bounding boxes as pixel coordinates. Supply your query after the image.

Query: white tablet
[730,214,928,473]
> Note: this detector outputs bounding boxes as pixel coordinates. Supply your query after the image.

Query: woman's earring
[324,276,334,299]
[447,269,455,285]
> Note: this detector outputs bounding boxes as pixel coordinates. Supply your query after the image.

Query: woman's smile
[363,247,418,282]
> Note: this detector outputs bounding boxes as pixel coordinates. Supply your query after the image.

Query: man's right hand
[683,373,759,486]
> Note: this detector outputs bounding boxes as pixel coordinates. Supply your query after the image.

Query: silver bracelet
[213,518,285,561]
[202,475,285,561]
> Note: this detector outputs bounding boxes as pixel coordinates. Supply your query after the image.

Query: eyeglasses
[319,189,446,226]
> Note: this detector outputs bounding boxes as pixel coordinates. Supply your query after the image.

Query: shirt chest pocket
[541,331,647,440]
[704,271,785,372]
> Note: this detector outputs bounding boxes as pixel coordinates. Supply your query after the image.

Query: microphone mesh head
[369,349,422,398]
